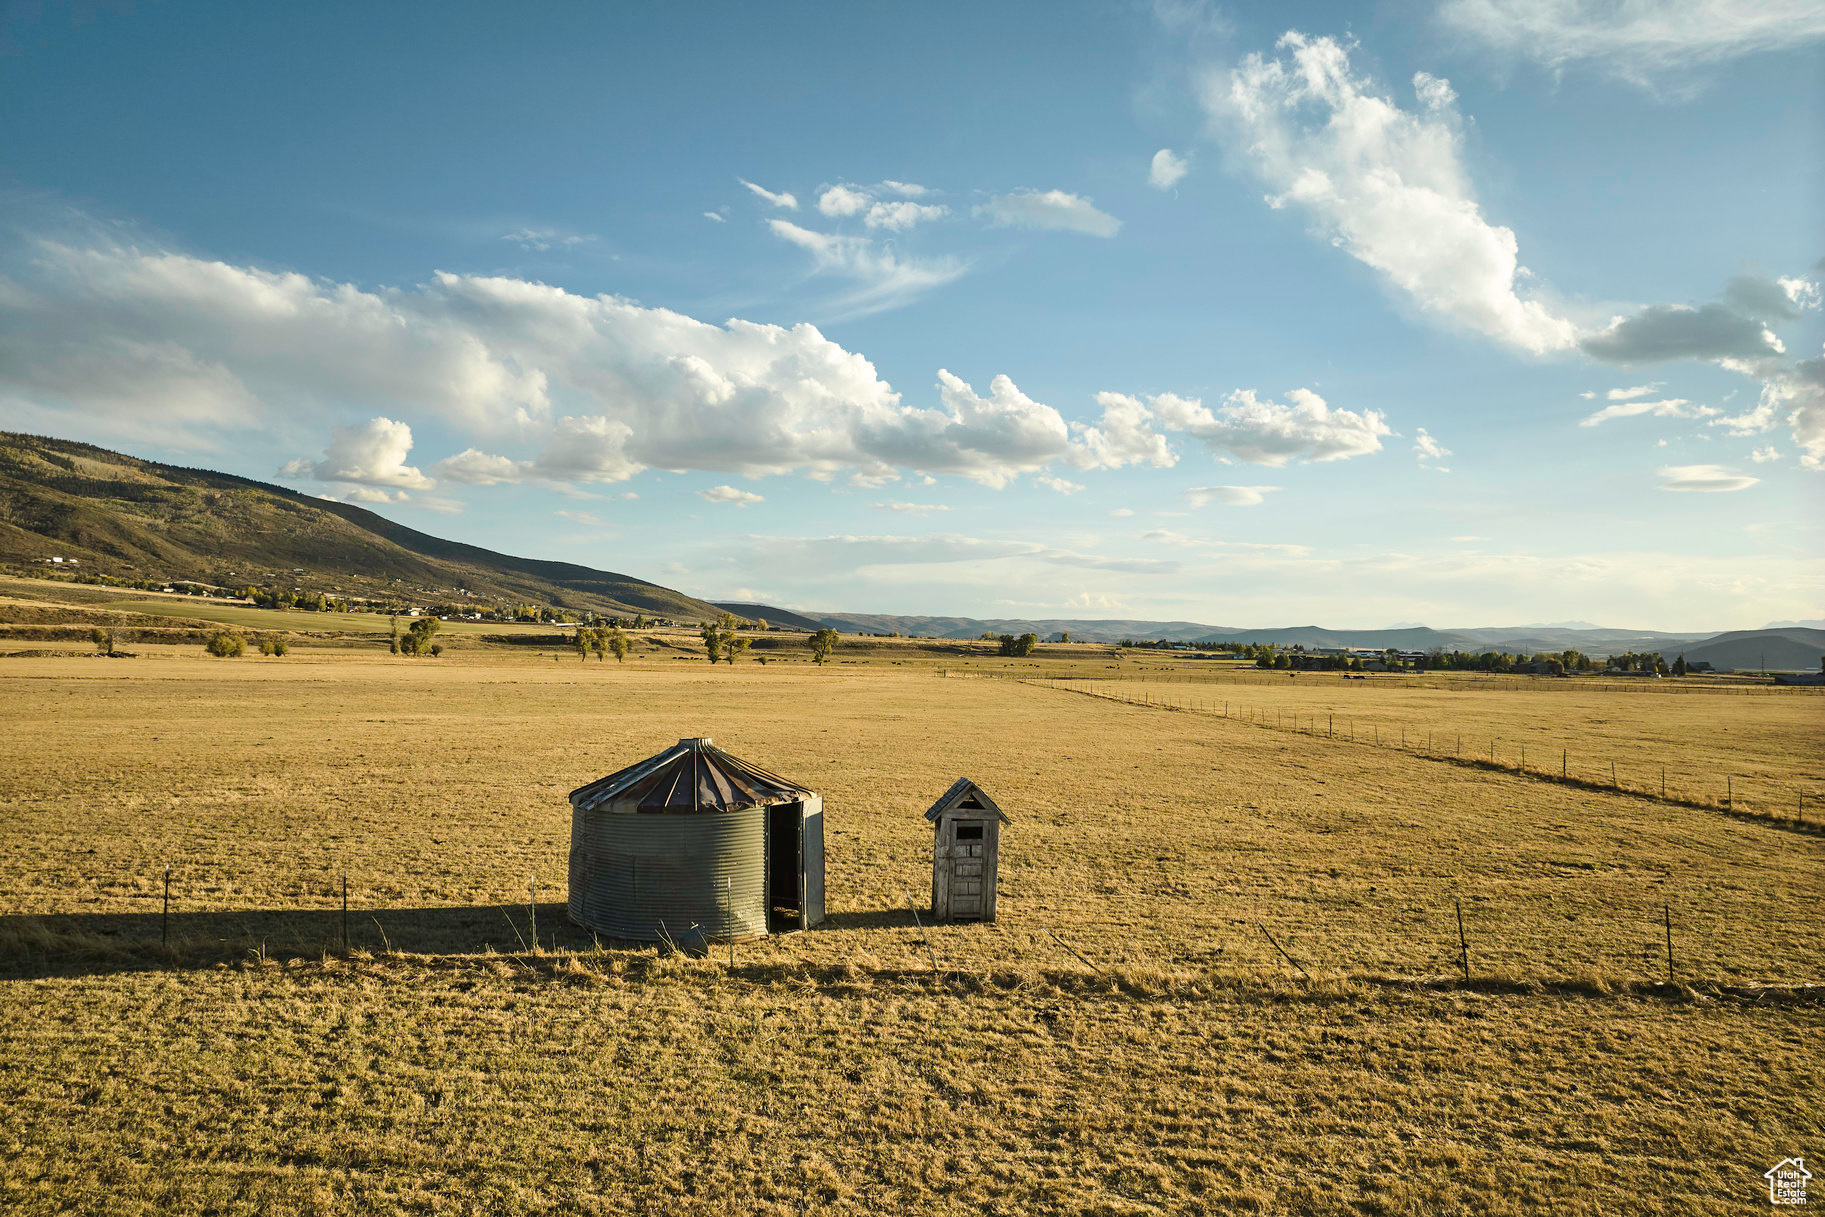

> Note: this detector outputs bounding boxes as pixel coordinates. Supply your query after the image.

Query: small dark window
[955,823,984,840]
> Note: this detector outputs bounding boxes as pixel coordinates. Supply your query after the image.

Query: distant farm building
[925,778,1009,922]
[568,738,825,943]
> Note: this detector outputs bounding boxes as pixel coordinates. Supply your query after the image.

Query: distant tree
[90,628,113,656]
[1272,653,1290,670]
[809,628,839,665]
[755,617,769,632]
[205,631,245,658]
[725,635,751,662]
[634,614,649,630]
[701,622,725,663]
[606,628,630,663]
[1015,633,1038,657]
[399,618,441,656]
[572,628,591,662]
[257,636,276,656]
[271,637,289,657]
[1059,631,1071,644]
[1672,654,1688,676]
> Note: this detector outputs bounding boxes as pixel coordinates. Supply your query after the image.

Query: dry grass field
[2,639,1821,1214]
[1037,669,1825,817]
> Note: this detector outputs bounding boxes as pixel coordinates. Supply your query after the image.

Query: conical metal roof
[569,738,813,814]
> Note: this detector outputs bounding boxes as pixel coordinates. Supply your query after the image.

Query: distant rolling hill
[1672,628,1825,673]
[815,611,1811,667]
[711,602,825,631]
[0,431,721,619]
[819,613,1247,643]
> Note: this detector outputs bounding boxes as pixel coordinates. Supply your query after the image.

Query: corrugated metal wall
[567,805,769,941]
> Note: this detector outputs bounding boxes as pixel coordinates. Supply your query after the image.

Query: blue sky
[2,0,1820,628]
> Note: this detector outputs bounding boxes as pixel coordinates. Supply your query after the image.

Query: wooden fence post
[342,871,349,951]
[529,875,538,948]
[162,864,171,946]
[1663,901,1675,984]
[1726,776,1732,811]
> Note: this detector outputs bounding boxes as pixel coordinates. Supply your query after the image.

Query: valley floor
[2,651,1819,1214]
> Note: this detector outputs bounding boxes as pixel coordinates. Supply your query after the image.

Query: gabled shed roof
[923,777,1011,824]
[570,737,813,814]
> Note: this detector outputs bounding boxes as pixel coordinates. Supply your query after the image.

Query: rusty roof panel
[570,737,813,814]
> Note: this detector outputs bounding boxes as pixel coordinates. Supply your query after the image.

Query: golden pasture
[1,644,1820,1214]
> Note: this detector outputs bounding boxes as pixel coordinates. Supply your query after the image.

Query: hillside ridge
[0,431,721,619]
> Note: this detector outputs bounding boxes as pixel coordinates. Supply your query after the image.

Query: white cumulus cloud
[1118,388,1391,466]
[1203,32,1577,354]
[817,185,870,217]
[977,190,1122,238]
[1149,148,1189,190]
[280,416,434,489]
[0,232,1408,499]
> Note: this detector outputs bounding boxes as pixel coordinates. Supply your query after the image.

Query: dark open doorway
[767,802,803,931]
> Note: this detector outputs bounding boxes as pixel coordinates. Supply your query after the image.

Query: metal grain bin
[567,738,824,942]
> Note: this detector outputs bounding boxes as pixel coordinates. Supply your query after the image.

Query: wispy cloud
[1656,464,1759,492]
[871,501,951,514]
[1414,427,1452,469]
[699,485,765,506]
[1182,485,1279,507]
[1579,397,1718,426]
[502,227,597,252]
[766,219,966,317]
[977,190,1122,238]
[1437,0,1825,91]
[739,179,799,210]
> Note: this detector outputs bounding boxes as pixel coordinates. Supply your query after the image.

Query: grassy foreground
[1,649,1820,1214]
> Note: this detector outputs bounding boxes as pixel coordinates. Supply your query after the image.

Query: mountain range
[810,615,1825,670]
[2,431,1817,669]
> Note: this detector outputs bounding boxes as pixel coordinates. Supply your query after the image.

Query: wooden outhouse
[924,778,1009,922]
